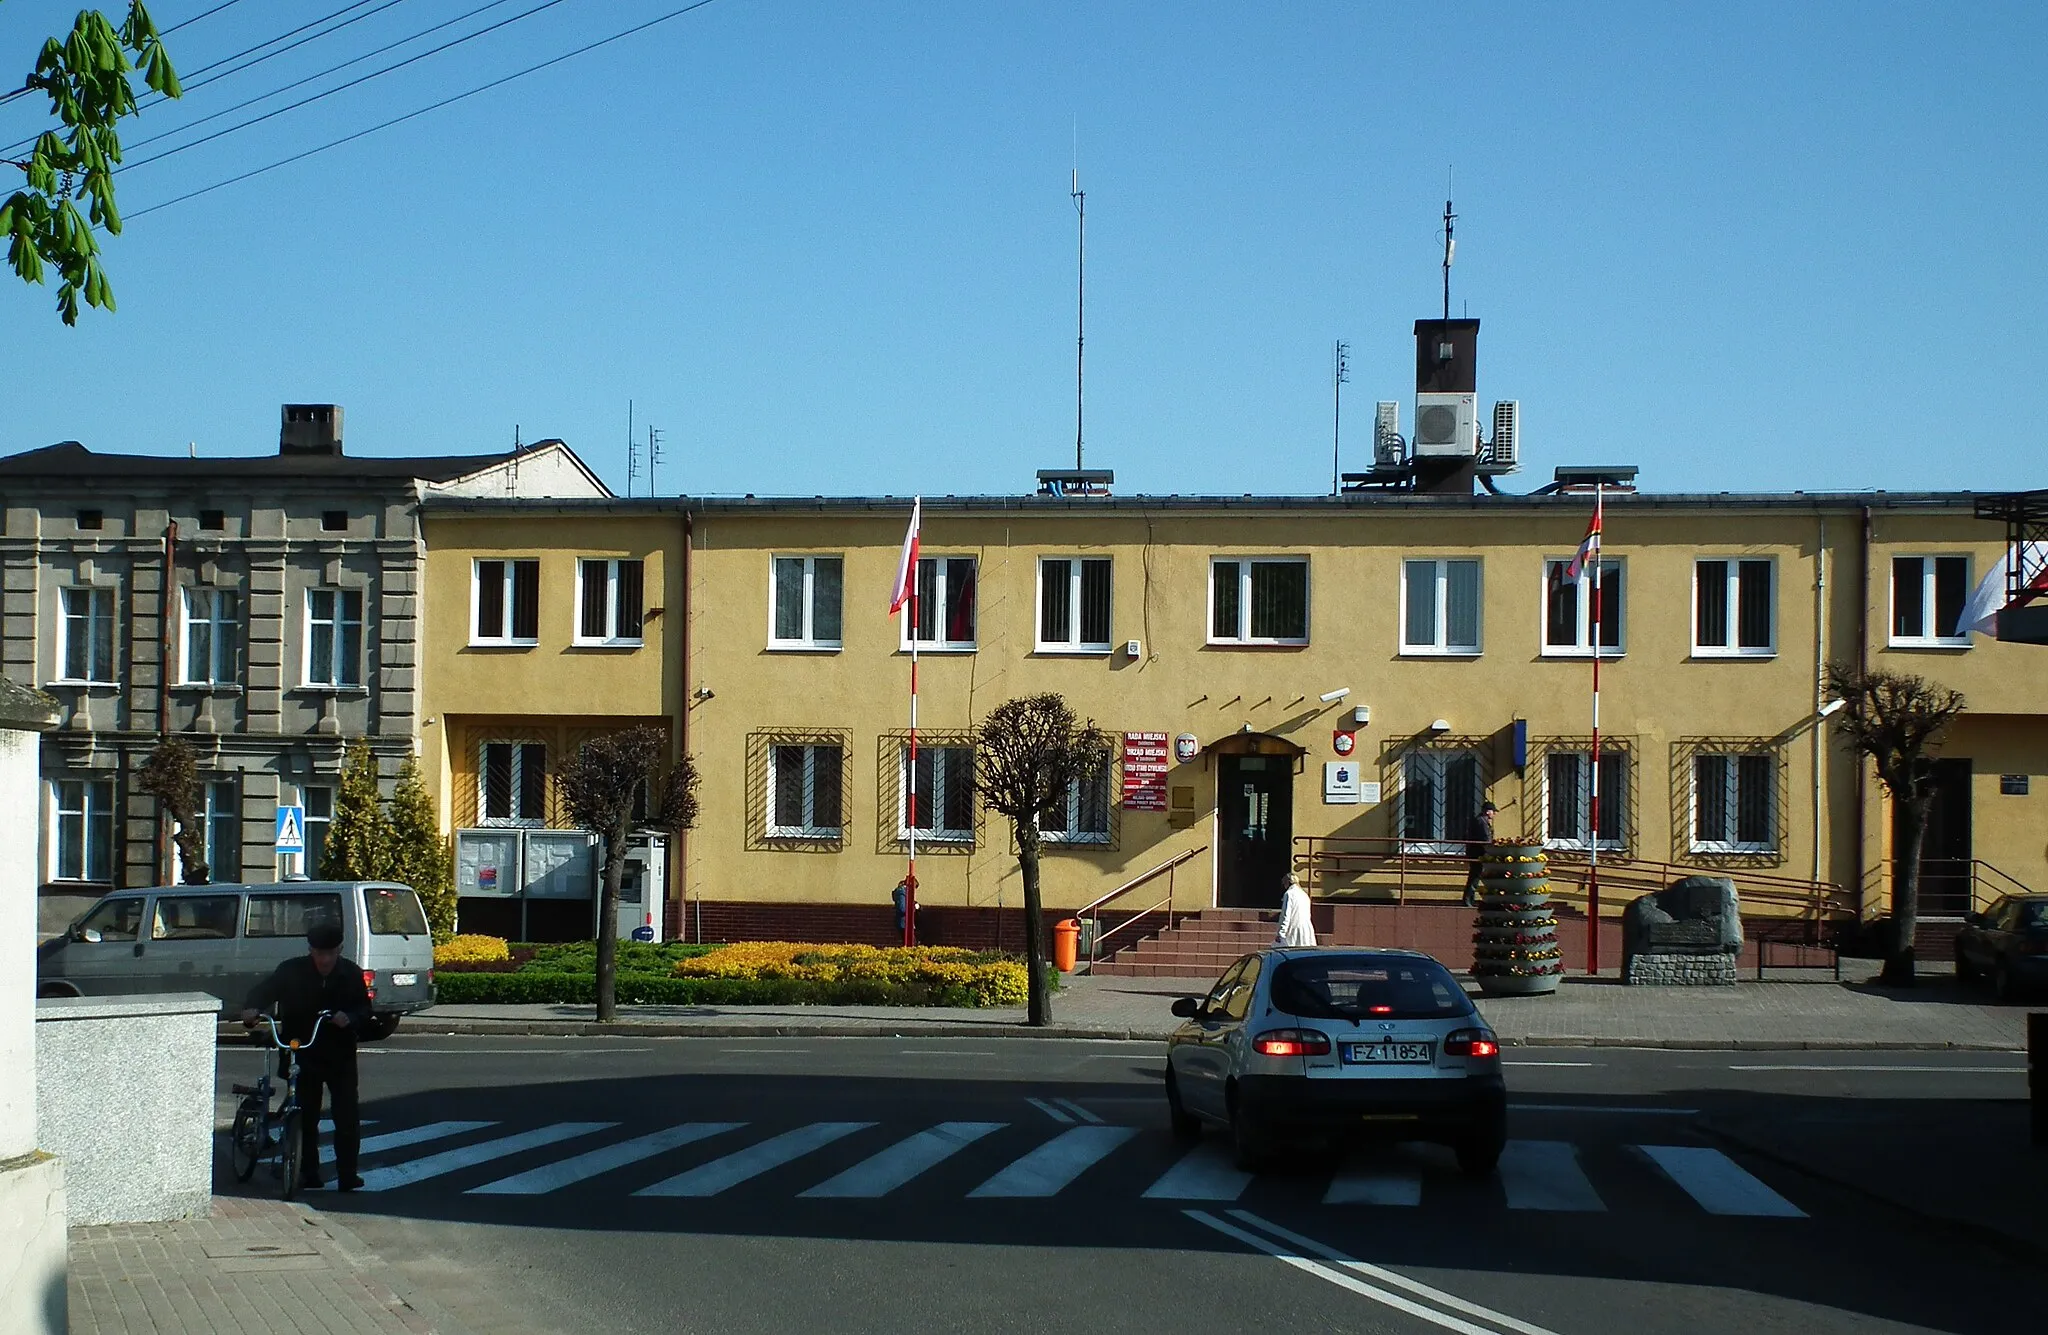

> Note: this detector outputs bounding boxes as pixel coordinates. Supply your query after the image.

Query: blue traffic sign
[274,805,306,855]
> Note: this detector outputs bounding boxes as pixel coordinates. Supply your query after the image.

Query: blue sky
[2,1,2043,498]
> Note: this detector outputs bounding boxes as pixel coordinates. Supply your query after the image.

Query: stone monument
[1621,875,1743,985]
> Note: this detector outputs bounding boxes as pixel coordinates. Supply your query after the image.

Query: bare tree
[136,736,206,884]
[975,694,1111,1026]
[554,727,700,1022]
[1824,663,1966,986]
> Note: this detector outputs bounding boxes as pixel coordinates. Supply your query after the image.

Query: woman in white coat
[1275,873,1316,947]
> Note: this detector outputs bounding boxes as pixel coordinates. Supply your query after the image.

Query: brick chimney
[279,404,343,456]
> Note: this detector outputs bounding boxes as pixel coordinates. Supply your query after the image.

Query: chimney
[279,404,344,456]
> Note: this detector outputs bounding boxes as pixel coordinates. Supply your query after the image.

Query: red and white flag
[888,497,922,614]
[1562,493,1603,582]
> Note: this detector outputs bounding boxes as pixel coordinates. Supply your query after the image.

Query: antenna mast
[1441,172,1456,322]
[1331,340,1349,495]
[1072,167,1085,471]
[626,399,638,497]
[648,425,664,498]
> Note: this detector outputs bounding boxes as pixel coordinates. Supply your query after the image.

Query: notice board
[1122,731,1170,811]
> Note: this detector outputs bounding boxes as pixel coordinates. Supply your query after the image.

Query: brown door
[1217,757,1294,909]
[1895,758,1972,917]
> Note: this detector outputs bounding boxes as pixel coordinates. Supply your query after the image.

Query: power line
[120,0,575,172]
[128,0,721,220]
[175,0,387,83]
[164,0,251,37]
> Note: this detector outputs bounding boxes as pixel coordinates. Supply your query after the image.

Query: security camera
[1319,687,1351,703]
[1817,698,1847,718]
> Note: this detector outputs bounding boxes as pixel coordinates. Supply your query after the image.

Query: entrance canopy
[1204,731,1307,759]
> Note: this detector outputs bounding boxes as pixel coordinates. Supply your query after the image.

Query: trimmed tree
[386,753,455,940]
[975,693,1110,1027]
[321,741,390,881]
[1824,662,1967,987]
[554,727,700,1022]
[135,736,206,884]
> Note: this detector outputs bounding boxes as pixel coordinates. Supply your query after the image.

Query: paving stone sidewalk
[68,1195,469,1335]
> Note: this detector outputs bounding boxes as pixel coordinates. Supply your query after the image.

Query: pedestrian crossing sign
[275,805,306,855]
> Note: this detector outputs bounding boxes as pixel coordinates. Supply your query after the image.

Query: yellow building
[416,487,2044,964]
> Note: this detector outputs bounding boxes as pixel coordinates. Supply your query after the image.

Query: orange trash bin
[1052,919,1081,973]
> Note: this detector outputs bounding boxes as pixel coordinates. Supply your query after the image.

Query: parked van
[35,881,436,1039]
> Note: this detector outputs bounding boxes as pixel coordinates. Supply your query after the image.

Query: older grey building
[0,405,607,935]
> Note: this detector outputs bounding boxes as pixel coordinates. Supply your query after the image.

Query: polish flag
[888,497,922,615]
[1961,540,2048,636]
[1562,495,1602,583]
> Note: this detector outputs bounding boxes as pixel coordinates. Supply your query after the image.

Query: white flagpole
[905,503,921,946]
[1588,482,1604,975]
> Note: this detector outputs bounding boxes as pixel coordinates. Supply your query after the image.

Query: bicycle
[227,1011,334,1200]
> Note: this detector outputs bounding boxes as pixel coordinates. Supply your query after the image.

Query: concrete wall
[36,993,219,1226]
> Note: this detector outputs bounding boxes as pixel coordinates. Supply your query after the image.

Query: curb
[301,1203,482,1335]
[1504,1035,2026,1052]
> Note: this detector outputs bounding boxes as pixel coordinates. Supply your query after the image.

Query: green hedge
[433,969,1043,1008]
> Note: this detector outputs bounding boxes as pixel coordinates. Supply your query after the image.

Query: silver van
[35,881,437,1039]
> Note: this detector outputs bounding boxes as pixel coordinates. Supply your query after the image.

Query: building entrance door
[1217,756,1294,909]
[1896,758,1973,917]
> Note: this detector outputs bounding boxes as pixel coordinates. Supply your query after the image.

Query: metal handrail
[1077,844,1208,972]
[1862,858,2038,920]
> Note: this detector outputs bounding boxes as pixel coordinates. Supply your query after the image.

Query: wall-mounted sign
[2002,774,2031,796]
[1324,761,1362,804]
[1359,781,1382,804]
[1123,732,1171,811]
[1332,729,1356,756]
[1173,732,1200,763]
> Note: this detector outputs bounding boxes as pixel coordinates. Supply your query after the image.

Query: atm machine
[616,836,668,942]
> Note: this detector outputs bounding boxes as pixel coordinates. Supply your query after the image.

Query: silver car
[1165,948,1507,1174]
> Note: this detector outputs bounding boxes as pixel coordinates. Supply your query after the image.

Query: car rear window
[1270,957,1471,1021]
[2021,902,2048,929]
[246,893,343,940]
[363,887,430,937]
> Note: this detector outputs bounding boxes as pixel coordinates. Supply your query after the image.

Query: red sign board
[1122,731,1170,811]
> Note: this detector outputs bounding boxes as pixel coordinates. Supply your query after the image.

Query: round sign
[1173,732,1200,763]
[1333,730,1356,756]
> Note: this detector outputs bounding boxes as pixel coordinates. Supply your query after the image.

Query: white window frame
[1888,554,1972,648]
[303,588,364,688]
[1689,752,1778,854]
[899,744,975,843]
[1207,556,1311,646]
[479,740,549,827]
[1398,749,1483,855]
[767,555,845,651]
[1541,751,1627,853]
[1541,557,1625,658]
[765,743,844,838]
[1399,557,1483,655]
[900,556,979,652]
[192,779,240,881]
[1035,556,1114,654]
[471,558,540,647]
[55,585,116,684]
[50,778,115,882]
[574,558,645,647]
[180,586,239,685]
[1037,757,1112,845]
[300,784,333,875]
[1691,557,1776,658]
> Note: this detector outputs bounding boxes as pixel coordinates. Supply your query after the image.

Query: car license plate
[1343,1040,1433,1064]
[392,973,417,986]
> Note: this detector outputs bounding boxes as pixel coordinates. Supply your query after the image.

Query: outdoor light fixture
[1429,718,1453,733]
[693,687,715,701]
[1817,698,1847,718]
[1319,687,1351,703]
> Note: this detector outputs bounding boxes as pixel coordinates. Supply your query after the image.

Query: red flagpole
[1587,483,1604,976]
[904,518,920,947]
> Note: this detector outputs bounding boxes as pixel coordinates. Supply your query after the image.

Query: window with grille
[1038,756,1112,843]
[767,743,844,837]
[1210,558,1309,644]
[1691,752,1777,853]
[1038,557,1112,651]
[901,744,975,841]
[58,586,116,683]
[1543,751,1626,851]
[1401,558,1482,654]
[1694,559,1774,656]
[1889,555,1970,646]
[770,556,844,649]
[576,558,645,645]
[1543,558,1624,655]
[473,559,541,645]
[1400,750,1481,850]
[182,587,239,684]
[304,589,364,687]
[481,742,548,825]
[51,778,114,881]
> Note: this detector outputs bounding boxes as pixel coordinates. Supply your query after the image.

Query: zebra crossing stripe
[355,1123,614,1192]
[1323,1159,1423,1206]
[636,1122,875,1198]
[967,1125,1138,1198]
[1054,1099,1103,1125]
[800,1122,1007,1199]
[1026,1098,1074,1124]
[1637,1145,1805,1218]
[469,1122,747,1196]
[1499,1139,1606,1212]
[1143,1143,1254,1201]
[318,1119,378,1133]
[359,1121,495,1156]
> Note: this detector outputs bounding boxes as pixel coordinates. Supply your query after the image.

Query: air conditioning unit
[1373,402,1404,466]
[1488,400,1519,468]
[1412,392,1476,458]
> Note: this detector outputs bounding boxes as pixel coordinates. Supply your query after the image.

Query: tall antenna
[1441,169,1457,323]
[625,399,639,497]
[648,425,664,497]
[1071,166,1086,470]
[1331,340,1350,495]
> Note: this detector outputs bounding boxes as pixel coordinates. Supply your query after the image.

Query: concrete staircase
[1087,909,1269,978]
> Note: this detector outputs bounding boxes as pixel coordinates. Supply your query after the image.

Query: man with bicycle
[240,921,373,1191]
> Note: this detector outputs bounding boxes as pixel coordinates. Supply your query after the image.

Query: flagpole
[1587,482,1604,977]
[905,508,920,948]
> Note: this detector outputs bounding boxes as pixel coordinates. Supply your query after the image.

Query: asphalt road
[212,1036,2036,1335]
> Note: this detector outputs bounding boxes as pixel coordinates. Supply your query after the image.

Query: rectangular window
[52,778,114,881]
[1691,752,1777,853]
[1543,558,1624,655]
[1038,757,1112,844]
[1543,751,1626,851]
[1694,559,1775,655]
[305,589,364,687]
[481,741,548,825]
[769,556,844,649]
[1400,750,1481,850]
[906,557,978,650]
[1209,558,1309,644]
[577,558,645,645]
[301,785,333,876]
[151,895,240,941]
[58,586,115,683]
[1400,558,1482,654]
[204,780,241,881]
[199,509,225,531]
[901,744,974,841]
[1037,557,1112,651]
[181,587,239,684]
[77,509,103,530]
[1890,555,1970,645]
[245,892,344,939]
[473,559,541,645]
[767,743,845,837]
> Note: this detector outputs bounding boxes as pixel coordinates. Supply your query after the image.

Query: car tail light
[1253,1029,1331,1057]
[1367,1005,1394,1016]
[362,969,377,1001]
[1444,1027,1500,1059]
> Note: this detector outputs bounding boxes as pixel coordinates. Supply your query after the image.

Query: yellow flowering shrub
[434,934,511,965]
[674,942,1030,1007]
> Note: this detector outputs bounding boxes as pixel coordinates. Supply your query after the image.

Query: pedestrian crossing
[278,1113,1814,1219]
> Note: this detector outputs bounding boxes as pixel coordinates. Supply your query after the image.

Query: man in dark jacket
[240,922,372,1191]
[1462,800,1498,907]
